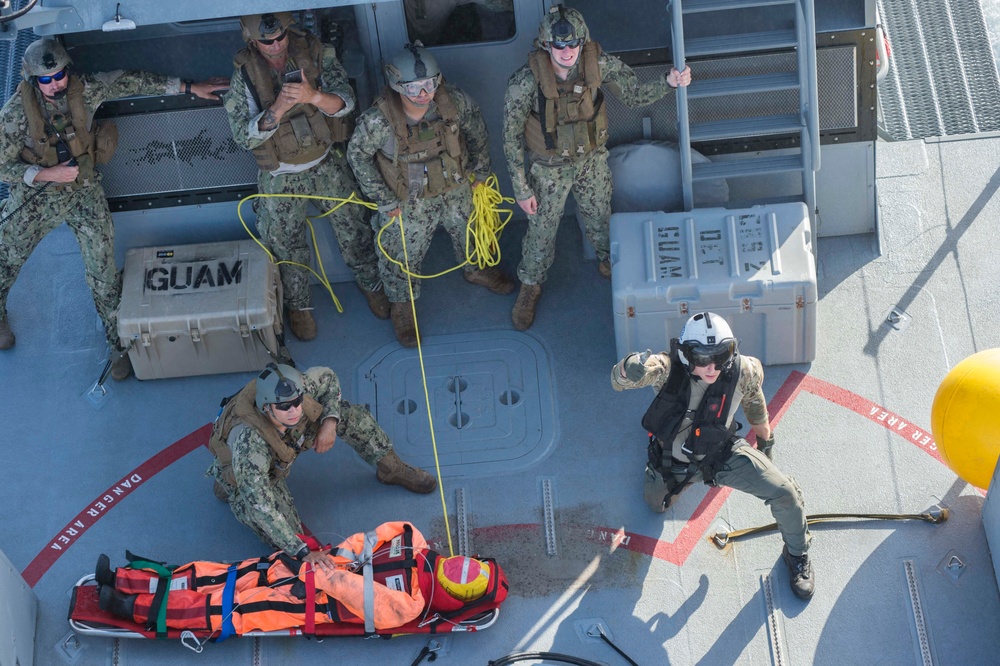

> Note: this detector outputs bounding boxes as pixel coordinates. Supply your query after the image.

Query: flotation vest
[234,29,353,171]
[208,380,324,487]
[523,41,608,161]
[640,342,742,481]
[17,77,118,187]
[373,84,468,201]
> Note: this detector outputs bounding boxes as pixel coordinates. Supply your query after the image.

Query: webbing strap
[362,530,377,634]
[130,559,173,638]
[217,565,238,641]
[303,564,316,635]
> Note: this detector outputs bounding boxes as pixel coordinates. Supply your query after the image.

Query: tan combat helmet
[22,38,72,82]
[384,43,442,95]
[537,4,590,47]
[239,12,296,43]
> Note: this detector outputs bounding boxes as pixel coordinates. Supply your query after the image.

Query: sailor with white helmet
[612,312,815,600]
[208,362,436,566]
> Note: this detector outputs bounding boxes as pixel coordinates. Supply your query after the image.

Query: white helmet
[677,312,737,369]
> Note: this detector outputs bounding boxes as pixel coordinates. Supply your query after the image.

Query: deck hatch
[357,331,556,476]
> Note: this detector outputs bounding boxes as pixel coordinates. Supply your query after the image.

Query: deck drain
[357,331,557,476]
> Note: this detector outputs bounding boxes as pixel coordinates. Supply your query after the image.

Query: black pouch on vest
[647,435,664,470]
[682,421,737,458]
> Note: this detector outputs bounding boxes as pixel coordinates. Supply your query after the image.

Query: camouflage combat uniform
[207,366,394,556]
[223,36,381,311]
[503,48,676,285]
[0,71,183,348]
[346,82,490,303]
[611,351,811,555]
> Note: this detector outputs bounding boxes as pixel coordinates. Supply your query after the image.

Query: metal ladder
[669,0,820,219]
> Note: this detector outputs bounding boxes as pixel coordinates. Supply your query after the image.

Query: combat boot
[0,317,14,350]
[288,309,317,341]
[598,259,612,280]
[110,352,133,381]
[376,450,437,494]
[511,283,542,331]
[390,301,418,348]
[360,285,391,320]
[95,554,115,588]
[99,586,137,620]
[782,545,815,600]
[463,267,516,294]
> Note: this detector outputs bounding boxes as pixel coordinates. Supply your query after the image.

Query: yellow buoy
[931,349,1000,489]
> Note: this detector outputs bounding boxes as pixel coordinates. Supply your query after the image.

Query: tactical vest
[18,77,119,187]
[234,30,353,171]
[524,41,609,161]
[374,84,468,201]
[641,345,742,477]
[208,379,325,486]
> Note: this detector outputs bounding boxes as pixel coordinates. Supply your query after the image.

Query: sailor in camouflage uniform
[0,39,225,378]
[502,5,691,330]
[208,363,436,562]
[612,312,814,600]
[224,13,389,343]
[347,44,514,347]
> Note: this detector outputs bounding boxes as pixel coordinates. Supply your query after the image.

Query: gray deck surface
[2,134,1000,664]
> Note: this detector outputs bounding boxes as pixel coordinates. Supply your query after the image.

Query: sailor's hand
[37,160,79,183]
[758,433,775,460]
[668,66,692,88]
[191,77,230,100]
[279,74,317,107]
[314,418,338,454]
[623,350,652,382]
[386,207,402,220]
[302,549,336,573]
[517,195,537,216]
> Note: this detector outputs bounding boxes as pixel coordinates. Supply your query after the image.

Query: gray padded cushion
[608,140,730,213]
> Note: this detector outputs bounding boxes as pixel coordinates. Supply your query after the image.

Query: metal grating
[98,107,257,198]
[877,0,1000,139]
[604,46,860,148]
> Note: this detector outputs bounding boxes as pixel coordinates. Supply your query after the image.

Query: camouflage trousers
[373,183,474,303]
[0,182,121,347]
[518,147,613,285]
[224,399,395,552]
[256,149,381,310]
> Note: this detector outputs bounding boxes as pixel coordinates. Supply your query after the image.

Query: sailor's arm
[501,66,536,203]
[301,367,343,453]
[86,70,226,110]
[223,68,272,150]
[269,45,354,124]
[738,355,771,440]
[0,94,36,185]
[346,109,400,214]
[230,428,308,556]
[611,351,672,391]
[600,53,690,108]
[454,85,491,180]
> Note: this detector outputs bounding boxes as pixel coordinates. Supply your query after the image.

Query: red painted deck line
[21,424,212,588]
[24,371,950,586]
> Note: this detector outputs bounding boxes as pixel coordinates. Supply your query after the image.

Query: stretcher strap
[362,530,377,634]
[130,558,173,638]
[303,565,316,635]
[218,565,238,642]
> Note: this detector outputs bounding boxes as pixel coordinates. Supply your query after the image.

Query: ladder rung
[691,154,805,181]
[687,72,800,98]
[683,0,795,13]
[685,30,798,57]
[690,114,802,141]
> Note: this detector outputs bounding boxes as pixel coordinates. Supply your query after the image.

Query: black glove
[759,433,775,460]
[623,350,652,382]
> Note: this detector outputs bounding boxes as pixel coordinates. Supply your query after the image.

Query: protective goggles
[550,38,583,50]
[257,30,287,45]
[400,75,440,97]
[681,340,736,368]
[272,395,304,412]
[37,69,67,85]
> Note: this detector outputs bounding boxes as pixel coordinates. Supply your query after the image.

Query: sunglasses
[682,342,735,368]
[401,75,440,98]
[272,395,303,412]
[37,69,67,85]
[550,38,583,50]
[257,30,287,46]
